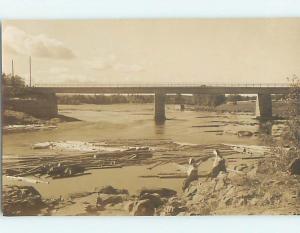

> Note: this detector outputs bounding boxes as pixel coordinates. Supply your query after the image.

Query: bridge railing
[34,82,290,88]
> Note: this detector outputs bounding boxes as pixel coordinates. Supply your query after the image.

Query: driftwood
[3,146,154,178]
[147,160,171,170]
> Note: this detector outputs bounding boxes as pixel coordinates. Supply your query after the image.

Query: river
[3,103,283,198]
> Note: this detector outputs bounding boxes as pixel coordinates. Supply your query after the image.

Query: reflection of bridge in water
[34,82,295,122]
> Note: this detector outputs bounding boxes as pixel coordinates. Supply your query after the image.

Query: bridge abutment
[255,94,272,119]
[154,91,166,123]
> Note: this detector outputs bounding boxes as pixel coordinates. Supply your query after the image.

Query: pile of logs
[3,146,153,178]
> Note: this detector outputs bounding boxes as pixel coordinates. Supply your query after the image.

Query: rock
[139,188,177,198]
[234,164,248,171]
[49,117,62,124]
[124,201,135,212]
[211,159,227,178]
[237,131,253,137]
[139,193,163,208]
[214,178,226,191]
[69,191,92,199]
[85,204,99,213]
[161,197,187,216]
[288,158,300,175]
[32,142,52,149]
[262,192,282,205]
[3,185,44,216]
[95,185,129,195]
[237,198,246,206]
[249,198,259,206]
[184,185,197,198]
[98,194,125,206]
[132,199,155,216]
[221,196,233,207]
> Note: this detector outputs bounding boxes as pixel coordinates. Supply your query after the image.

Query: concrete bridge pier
[255,94,272,119]
[176,93,185,111]
[154,91,166,123]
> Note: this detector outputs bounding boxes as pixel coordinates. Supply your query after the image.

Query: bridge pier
[154,91,166,123]
[255,94,272,119]
[176,94,185,111]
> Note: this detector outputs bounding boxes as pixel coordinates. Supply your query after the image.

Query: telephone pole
[29,56,32,87]
[11,59,14,77]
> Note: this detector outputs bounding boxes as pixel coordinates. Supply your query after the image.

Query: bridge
[34,83,295,122]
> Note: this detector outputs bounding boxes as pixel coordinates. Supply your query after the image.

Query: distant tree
[2,73,25,88]
[193,94,226,107]
[226,94,243,102]
[2,73,27,99]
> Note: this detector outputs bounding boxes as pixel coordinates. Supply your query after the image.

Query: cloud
[85,54,116,71]
[3,26,76,59]
[85,54,144,73]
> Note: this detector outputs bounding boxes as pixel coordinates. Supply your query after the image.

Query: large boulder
[139,193,163,208]
[3,185,44,216]
[132,199,155,216]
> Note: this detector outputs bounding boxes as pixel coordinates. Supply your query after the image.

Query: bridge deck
[34,83,291,94]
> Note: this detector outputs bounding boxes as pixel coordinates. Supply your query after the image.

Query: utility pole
[11,59,15,86]
[11,59,14,77]
[29,56,32,87]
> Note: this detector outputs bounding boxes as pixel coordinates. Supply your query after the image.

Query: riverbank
[3,139,299,215]
[3,110,80,133]
[192,100,289,118]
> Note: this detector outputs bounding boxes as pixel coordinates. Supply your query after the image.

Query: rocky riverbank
[3,110,79,133]
[3,139,299,216]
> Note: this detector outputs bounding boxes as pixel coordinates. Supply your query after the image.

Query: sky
[2,19,300,85]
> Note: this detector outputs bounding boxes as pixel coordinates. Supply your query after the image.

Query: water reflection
[258,120,273,135]
[154,121,165,134]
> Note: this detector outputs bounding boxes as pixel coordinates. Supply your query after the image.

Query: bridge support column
[176,93,185,111]
[154,91,166,123]
[255,94,272,119]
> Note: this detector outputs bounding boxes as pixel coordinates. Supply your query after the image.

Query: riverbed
[3,103,283,199]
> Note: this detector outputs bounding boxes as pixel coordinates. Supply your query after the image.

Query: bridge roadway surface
[34,83,291,94]
[33,83,298,121]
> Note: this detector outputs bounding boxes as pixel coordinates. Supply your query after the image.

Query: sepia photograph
[2,19,300,216]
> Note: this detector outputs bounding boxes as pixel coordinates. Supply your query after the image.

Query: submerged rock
[33,142,52,149]
[237,131,253,137]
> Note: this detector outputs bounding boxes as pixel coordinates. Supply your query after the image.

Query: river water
[3,103,282,198]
